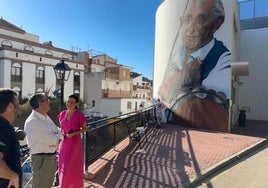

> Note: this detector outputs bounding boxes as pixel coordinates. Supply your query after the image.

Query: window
[62,54,69,60]
[13,87,21,100]
[45,50,53,56]
[1,40,12,48]
[24,45,34,52]
[11,63,22,82]
[36,67,45,84]
[74,72,80,86]
[74,90,80,99]
[36,88,44,94]
[92,100,95,107]
[127,101,131,109]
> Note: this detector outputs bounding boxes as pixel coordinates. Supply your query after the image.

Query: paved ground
[83,120,268,188]
[196,141,268,188]
[22,120,268,188]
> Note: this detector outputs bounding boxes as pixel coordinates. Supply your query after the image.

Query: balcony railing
[11,75,22,82]
[84,106,156,168]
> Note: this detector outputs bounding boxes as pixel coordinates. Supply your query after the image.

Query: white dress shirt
[173,38,231,98]
[24,110,63,154]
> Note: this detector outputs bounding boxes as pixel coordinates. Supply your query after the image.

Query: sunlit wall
[153,0,239,132]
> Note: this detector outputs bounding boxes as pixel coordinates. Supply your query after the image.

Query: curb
[187,138,268,187]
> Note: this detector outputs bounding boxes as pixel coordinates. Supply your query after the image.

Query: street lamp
[53,60,71,111]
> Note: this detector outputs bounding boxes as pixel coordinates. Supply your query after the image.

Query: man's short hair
[188,0,225,20]
[29,94,45,110]
[212,0,225,20]
[0,88,17,114]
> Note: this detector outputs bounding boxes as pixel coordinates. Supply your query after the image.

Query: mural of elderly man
[158,0,231,131]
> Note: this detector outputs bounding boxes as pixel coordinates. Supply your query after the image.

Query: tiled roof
[0,17,25,34]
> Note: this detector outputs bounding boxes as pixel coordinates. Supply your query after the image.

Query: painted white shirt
[173,38,231,98]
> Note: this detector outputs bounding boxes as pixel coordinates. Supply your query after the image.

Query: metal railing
[20,146,32,188]
[84,105,156,169]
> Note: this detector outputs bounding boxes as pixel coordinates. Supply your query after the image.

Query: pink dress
[58,110,86,188]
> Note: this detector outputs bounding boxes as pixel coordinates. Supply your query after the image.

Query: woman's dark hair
[69,94,79,103]
[0,88,17,114]
[68,94,79,109]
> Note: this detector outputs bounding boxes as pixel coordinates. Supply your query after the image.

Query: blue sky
[0,0,163,79]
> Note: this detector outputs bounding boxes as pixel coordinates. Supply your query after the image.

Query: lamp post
[53,60,71,111]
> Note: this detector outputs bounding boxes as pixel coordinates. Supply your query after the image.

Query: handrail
[84,105,157,170]
[21,153,32,188]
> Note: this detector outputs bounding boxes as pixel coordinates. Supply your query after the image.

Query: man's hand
[0,153,19,188]
[7,173,19,188]
[158,57,203,106]
[180,57,202,91]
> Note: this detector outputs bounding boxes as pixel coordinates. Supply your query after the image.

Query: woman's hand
[66,132,77,138]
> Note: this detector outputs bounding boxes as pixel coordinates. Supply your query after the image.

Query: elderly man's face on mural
[181,0,221,53]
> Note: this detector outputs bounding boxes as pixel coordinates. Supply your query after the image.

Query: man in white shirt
[24,94,63,188]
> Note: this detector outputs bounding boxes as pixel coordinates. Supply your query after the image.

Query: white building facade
[132,74,152,102]
[0,18,153,118]
[0,18,86,100]
[84,54,152,117]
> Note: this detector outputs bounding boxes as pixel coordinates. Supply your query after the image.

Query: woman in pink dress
[58,94,87,188]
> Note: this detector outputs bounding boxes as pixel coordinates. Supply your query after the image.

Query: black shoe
[53,179,59,186]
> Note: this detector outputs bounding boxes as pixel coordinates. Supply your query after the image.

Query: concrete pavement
[22,120,268,187]
[195,141,268,188]
[84,120,268,188]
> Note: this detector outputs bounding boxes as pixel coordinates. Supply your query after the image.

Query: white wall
[0,29,39,43]
[0,60,3,86]
[64,70,74,100]
[239,27,268,121]
[0,23,85,100]
[84,76,102,112]
[133,75,143,85]
[22,63,35,96]
[0,59,11,87]
[101,99,122,117]
[153,0,181,100]
[79,71,84,100]
[101,98,149,117]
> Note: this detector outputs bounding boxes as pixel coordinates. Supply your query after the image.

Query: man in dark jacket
[0,88,22,188]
